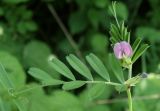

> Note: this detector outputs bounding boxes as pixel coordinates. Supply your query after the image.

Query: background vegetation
[0,0,160,111]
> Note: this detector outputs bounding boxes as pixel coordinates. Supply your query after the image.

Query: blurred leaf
[0,8,4,16]
[0,51,26,87]
[136,27,160,42]
[115,84,126,92]
[89,105,110,111]
[24,84,55,111]
[58,39,74,54]
[87,84,106,100]
[50,57,75,80]
[86,53,110,81]
[0,64,14,89]
[62,81,86,90]
[3,0,28,4]
[50,90,84,111]
[132,44,149,63]
[88,9,100,29]
[134,74,160,111]
[116,2,128,20]
[69,11,88,34]
[109,54,124,83]
[66,54,93,80]
[17,21,37,34]
[75,0,90,9]
[0,97,6,111]
[23,40,59,78]
[93,0,109,8]
[89,33,108,53]
[13,97,28,111]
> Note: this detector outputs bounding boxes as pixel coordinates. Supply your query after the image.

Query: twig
[95,94,160,104]
[46,4,83,60]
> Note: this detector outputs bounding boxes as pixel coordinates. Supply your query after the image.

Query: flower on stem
[113,41,133,59]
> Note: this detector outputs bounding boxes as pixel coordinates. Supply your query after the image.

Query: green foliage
[66,54,93,80]
[86,53,110,81]
[3,0,28,4]
[89,33,108,53]
[110,22,130,44]
[133,74,160,111]
[0,64,14,90]
[0,0,159,111]
[132,38,142,54]
[28,68,63,85]
[62,81,86,90]
[0,51,26,88]
[109,54,124,83]
[87,84,106,100]
[69,12,88,34]
[50,57,75,80]
[23,41,59,78]
[131,44,150,63]
[46,53,123,91]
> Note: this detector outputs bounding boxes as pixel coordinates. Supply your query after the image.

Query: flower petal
[113,42,123,59]
[120,41,133,57]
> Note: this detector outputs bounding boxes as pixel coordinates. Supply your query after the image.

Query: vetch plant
[0,2,149,111]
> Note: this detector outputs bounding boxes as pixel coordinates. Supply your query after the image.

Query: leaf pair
[50,54,111,82]
[131,38,150,63]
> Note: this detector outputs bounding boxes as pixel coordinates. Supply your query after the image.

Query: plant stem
[86,81,121,86]
[47,4,83,61]
[127,88,133,111]
[127,65,133,111]
[128,65,132,79]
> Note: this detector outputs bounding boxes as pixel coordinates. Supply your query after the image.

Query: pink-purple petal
[113,42,123,59]
[113,41,133,59]
[120,41,133,57]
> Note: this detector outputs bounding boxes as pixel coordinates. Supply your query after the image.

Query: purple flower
[113,41,133,59]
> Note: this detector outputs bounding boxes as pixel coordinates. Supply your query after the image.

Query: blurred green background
[0,0,160,111]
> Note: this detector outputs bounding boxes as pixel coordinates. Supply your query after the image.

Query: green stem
[127,65,133,111]
[128,65,132,79]
[127,88,133,111]
[86,81,121,86]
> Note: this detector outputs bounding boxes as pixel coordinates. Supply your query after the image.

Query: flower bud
[113,41,133,59]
